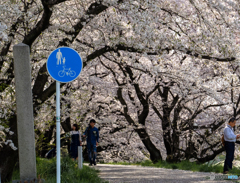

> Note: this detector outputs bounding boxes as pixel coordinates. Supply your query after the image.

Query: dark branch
[23,3,52,47]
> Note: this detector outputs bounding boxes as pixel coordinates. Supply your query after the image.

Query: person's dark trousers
[87,143,97,165]
[224,141,235,172]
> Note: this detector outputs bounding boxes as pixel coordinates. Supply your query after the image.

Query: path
[94,164,238,183]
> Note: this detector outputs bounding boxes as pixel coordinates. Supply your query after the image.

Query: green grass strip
[107,159,240,175]
[11,157,107,183]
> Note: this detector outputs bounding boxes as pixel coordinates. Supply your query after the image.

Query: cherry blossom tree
[83,51,233,162]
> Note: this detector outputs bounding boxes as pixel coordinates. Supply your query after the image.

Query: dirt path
[94,164,238,183]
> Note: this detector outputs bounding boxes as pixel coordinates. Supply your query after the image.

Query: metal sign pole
[56,81,61,183]
[47,47,82,183]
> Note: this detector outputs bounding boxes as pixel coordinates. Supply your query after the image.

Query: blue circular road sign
[47,47,82,83]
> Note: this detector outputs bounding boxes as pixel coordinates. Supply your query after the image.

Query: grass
[107,159,240,175]
[10,157,107,183]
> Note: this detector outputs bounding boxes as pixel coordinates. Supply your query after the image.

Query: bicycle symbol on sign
[58,66,76,77]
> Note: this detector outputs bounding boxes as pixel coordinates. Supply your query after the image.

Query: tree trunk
[36,124,55,157]
[135,128,162,163]
[170,130,181,162]
[196,146,225,163]
[0,115,18,183]
[162,115,173,162]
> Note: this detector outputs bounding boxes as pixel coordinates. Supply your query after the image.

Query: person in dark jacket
[83,119,99,166]
[70,124,82,160]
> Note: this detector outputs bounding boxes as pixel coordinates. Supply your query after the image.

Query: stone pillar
[78,146,83,169]
[13,43,37,180]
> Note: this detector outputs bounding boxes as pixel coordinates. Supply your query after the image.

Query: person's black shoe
[89,160,93,166]
[93,161,96,166]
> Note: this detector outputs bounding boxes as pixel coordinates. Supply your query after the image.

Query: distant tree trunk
[36,123,55,157]
[170,103,182,162]
[135,128,162,163]
[196,146,225,163]
[162,115,172,160]
[61,116,72,154]
[153,86,183,162]
[0,115,18,183]
[116,83,162,163]
[61,116,71,132]
[153,103,174,162]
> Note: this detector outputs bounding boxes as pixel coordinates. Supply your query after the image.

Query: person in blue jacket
[83,119,99,166]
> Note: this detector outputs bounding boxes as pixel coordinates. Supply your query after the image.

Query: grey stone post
[13,43,37,180]
[78,146,83,169]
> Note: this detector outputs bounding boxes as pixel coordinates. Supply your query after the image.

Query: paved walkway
[94,164,238,183]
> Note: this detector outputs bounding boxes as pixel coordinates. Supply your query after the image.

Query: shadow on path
[93,164,237,183]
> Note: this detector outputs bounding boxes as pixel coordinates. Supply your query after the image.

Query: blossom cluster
[0,125,17,150]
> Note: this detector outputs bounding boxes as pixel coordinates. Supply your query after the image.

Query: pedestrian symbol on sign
[56,49,63,65]
[47,47,82,83]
